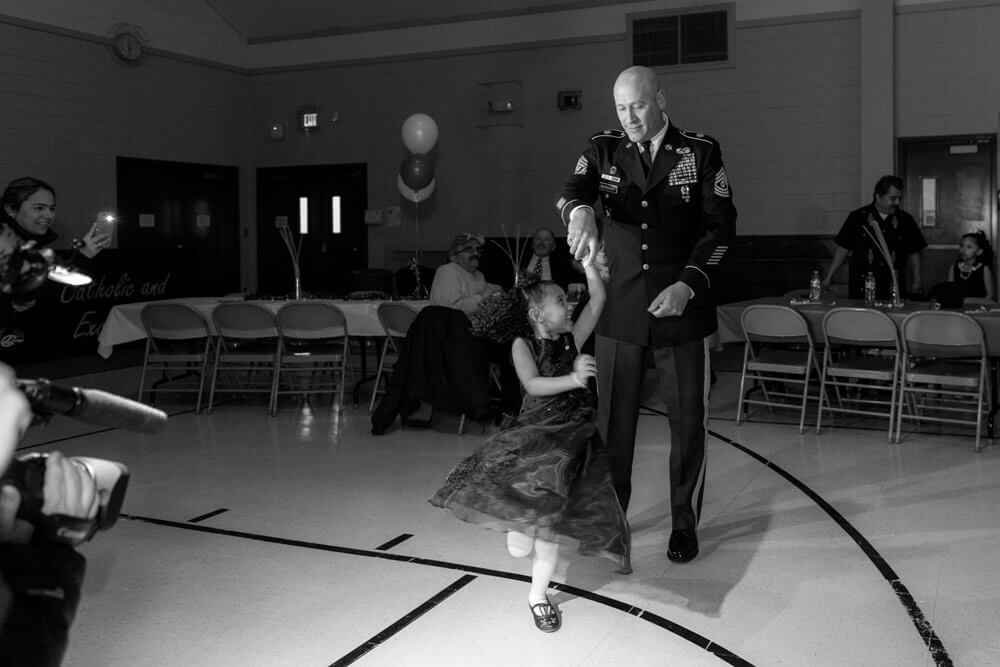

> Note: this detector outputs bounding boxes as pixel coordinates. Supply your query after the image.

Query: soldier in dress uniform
[555,65,736,563]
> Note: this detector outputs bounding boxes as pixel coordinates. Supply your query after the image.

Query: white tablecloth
[97,297,428,358]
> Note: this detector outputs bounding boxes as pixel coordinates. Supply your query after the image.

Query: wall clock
[112,32,143,63]
[107,23,148,65]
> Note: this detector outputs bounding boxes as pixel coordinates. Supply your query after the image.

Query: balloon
[399,154,435,190]
[397,175,435,203]
[401,113,439,153]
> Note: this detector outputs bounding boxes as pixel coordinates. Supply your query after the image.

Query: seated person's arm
[430,268,483,314]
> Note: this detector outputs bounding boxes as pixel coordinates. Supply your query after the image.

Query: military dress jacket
[556,123,737,347]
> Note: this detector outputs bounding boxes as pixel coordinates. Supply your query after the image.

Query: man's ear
[656,88,666,111]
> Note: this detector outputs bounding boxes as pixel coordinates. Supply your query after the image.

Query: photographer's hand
[0,453,100,544]
[41,452,99,520]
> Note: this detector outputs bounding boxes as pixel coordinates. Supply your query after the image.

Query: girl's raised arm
[571,262,606,350]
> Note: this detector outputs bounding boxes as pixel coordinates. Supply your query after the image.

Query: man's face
[874,186,902,215]
[453,245,481,273]
[613,78,665,143]
[532,230,555,258]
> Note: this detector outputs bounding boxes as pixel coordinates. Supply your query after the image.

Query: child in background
[430,261,630,634]
[948,230,994,300]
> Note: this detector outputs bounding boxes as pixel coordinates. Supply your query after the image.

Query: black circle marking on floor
[704,427,952,667]
[122,513,754,666]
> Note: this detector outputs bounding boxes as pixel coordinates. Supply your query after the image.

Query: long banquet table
[97,296,428,358]
[716,296,1000,356]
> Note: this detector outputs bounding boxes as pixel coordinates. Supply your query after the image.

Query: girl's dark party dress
[430,333,630,572]
[952,260,988,298]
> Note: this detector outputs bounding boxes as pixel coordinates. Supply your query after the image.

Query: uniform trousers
[595,334,710,531]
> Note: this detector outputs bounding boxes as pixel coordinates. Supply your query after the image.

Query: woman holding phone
[1,177,111,259]
[0,177,112,352]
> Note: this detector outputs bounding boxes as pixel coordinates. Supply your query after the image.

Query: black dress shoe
[667,529,699,563]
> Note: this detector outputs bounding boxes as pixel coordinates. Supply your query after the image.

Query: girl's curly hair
[469,271,552,344]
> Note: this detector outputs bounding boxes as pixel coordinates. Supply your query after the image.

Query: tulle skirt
[430,400,630,572]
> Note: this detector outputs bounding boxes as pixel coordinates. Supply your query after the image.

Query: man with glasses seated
[429,233,519,419]
[429,233,501,315]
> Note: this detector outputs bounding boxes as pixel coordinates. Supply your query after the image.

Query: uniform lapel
[644,124,682,194]
[614,140,646,187]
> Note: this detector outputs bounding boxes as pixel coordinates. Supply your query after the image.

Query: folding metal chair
[369,302,419,414]
[272,302,351,415]
[137,303,214,412]
[816,307,901,441]
[207,303,281,413]
[736,304,823,433]
[895,310,990,451]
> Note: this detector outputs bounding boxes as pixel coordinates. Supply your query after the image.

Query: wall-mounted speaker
[558,90,582,111]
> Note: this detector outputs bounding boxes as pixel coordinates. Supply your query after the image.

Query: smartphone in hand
[92,211,116,241]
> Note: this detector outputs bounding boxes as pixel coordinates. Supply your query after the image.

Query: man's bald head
[614,66,659,97]
[613,66,666,143]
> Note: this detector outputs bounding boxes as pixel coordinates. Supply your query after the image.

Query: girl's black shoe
[529,597,561,633]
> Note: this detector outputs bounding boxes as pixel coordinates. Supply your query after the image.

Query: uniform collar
[645,114,670,160]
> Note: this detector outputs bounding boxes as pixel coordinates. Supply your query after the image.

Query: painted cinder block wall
[250,12,863,271]
[0,2,998,293]
[0,19,251,276]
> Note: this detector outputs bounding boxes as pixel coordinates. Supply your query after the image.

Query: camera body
[1,452,129,546]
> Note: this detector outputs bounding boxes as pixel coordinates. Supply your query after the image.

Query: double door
[256,164,368,297]
[898,134,997,293]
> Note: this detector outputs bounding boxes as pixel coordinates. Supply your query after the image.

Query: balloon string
[414,201,421,263]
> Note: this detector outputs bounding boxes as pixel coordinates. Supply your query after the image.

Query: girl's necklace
[959,262,978,280]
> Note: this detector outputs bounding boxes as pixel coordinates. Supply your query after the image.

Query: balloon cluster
[398,113,438,203]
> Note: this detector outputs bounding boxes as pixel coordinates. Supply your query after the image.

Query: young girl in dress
[948,230,994,300]
[430,261,630,634]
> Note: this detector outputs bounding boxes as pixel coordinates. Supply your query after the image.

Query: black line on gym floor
[14,405,201,450]
[121,513,753,666]
[15,426,118,450]
[375,533,413,551]
[188,508,229,523]
[330,574,476,666]
[704,426,952,667]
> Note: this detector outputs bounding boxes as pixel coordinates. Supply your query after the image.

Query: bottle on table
[809,270,822,302]
[864,272,877,305]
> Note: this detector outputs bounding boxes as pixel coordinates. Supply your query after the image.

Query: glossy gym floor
[17,349,999,666]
